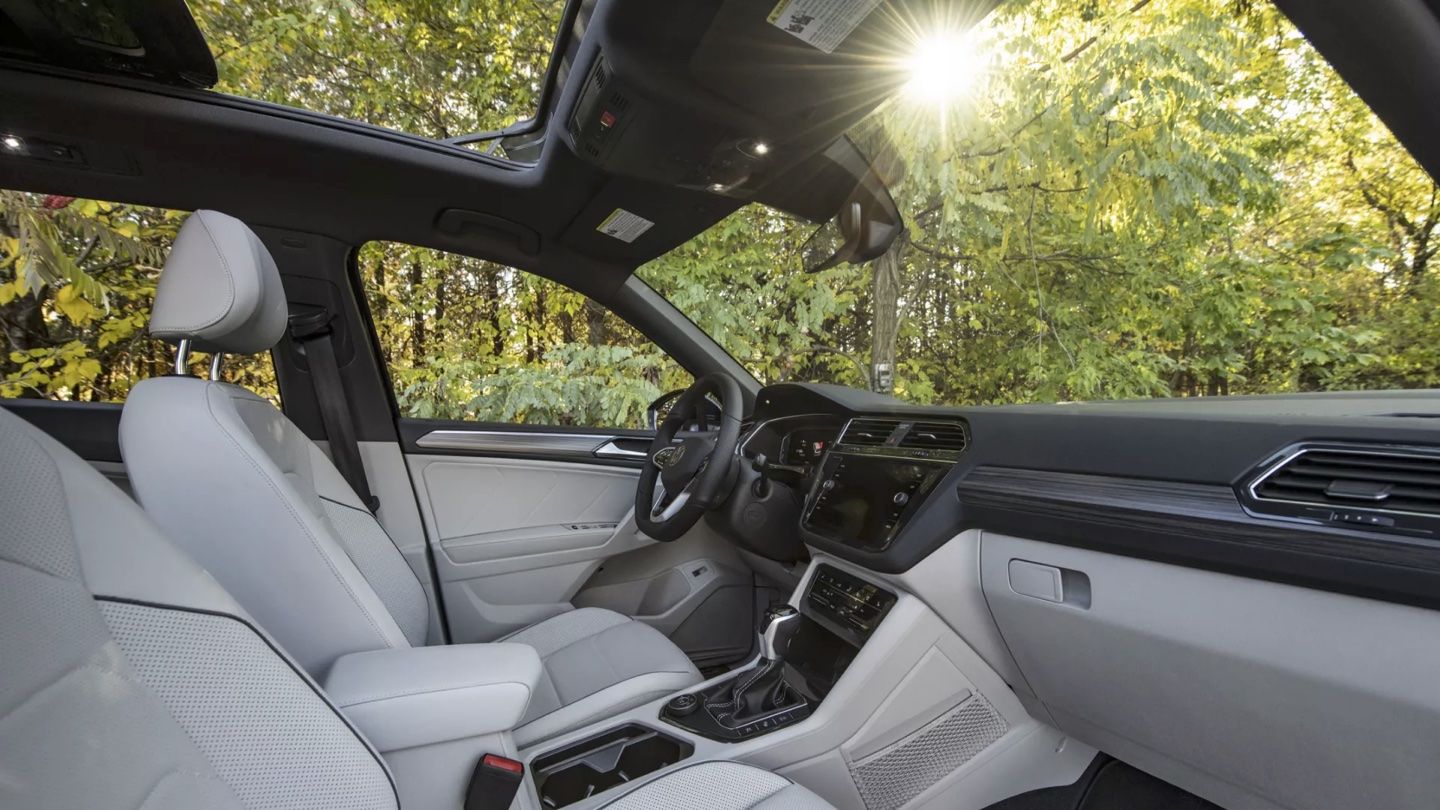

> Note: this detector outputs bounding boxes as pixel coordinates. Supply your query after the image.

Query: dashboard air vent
[1254,448,1440,516]
[839,418,900,447]
[898,421,969,454]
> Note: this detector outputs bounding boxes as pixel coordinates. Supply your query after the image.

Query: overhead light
[2,135,22,151]
[738,139,771,159]
[708,182,728,192]
[903,32,984,106]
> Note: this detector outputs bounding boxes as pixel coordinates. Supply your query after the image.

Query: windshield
[638,0,1439,405]
[185,0,568,157]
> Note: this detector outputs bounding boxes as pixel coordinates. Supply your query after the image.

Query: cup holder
[532,723,694,808]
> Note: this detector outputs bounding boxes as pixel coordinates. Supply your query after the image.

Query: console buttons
[892,492,909,506]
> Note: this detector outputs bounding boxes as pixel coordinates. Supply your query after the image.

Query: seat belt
[288,309,379,513]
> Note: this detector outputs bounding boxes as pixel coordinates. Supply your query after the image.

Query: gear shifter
[661,603,813,739]
[760,604,800,660]
[698,604,806,729]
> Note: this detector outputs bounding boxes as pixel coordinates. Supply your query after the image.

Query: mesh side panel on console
[100,600,397,810]
[850,696,1009,810]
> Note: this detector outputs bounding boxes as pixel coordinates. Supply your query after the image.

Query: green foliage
[644,0,1440,405]
[358,241,689,427]
[0,192,277,401]
[5,0,1437,418]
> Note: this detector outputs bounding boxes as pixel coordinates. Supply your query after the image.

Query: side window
[358,241,691,429]
[0,190,279,402]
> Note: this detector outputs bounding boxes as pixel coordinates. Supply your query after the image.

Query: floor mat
[984,757,1220,810]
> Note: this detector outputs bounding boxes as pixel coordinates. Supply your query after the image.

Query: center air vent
[898,421,969,454]
[839,418,900,447]
[1244,444,1440,535]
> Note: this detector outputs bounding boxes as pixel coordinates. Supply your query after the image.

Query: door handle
[593,439,649,460]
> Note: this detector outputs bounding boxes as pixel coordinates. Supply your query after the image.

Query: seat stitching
[202,383,398,648]
[336,679,534,708]
[134,767,233,810]
[0,658,144,730]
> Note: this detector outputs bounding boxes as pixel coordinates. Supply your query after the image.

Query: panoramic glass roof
[184,0,569,157]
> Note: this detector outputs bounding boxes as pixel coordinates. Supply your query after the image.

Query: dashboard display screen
[783,429,833,465]
[803,455,949,551]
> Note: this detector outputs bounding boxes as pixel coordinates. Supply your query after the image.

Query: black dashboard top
[751,384,1440,608]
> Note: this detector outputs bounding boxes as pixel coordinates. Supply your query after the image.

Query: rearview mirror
[800,139,904,273]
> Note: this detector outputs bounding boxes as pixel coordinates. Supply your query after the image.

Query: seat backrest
[0,405,398,810]
[119,210,429,677]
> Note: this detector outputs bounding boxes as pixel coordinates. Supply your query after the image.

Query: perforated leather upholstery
[0,406,395,810]
[121,209,700,742]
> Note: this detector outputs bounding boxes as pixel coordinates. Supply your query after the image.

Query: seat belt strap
[288,309,379,513]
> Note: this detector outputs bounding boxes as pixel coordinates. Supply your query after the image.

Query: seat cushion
[505,608,702,746]
[600,762,834,809]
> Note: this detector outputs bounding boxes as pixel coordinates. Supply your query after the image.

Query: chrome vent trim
[839,418,902,447]
[1249,445,1440,519]
[898,421,970,454]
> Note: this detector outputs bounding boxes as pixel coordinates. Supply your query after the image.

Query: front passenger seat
[119,210,701,746]
[0,403,834,810]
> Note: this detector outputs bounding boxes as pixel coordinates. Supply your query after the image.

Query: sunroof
[185,0,571,160]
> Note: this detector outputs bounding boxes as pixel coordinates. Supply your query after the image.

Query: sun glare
[903,32,984,106]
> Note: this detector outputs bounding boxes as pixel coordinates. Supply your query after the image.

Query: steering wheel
[635,372,744,541]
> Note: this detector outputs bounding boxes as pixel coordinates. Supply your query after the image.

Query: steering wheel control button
[666,693,700,717]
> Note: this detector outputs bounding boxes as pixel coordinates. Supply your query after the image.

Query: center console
[659,564,896,742]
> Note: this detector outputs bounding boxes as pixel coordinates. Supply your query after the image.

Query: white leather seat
[0,405,835,809]
[118,210,700,746]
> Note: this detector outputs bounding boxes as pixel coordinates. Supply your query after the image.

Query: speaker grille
[850,696,1008,809]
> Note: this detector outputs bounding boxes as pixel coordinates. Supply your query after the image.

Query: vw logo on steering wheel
[653,445,685,469]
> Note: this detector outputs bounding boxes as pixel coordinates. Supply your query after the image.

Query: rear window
[0,190,278,403]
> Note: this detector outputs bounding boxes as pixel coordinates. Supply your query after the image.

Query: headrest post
[173,339,192,376]
[208,353,225,381]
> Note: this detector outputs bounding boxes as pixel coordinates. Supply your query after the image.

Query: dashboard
[709,382,1440,810]
[715,381,1440,614]
[716,400,971,563]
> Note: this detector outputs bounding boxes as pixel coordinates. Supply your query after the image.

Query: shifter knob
[761,604,800,661]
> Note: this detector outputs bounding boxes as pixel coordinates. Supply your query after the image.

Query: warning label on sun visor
[596,208,655,243]
[766,0,882,54]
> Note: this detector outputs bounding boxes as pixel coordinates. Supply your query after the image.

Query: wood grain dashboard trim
[955,466,1440,609]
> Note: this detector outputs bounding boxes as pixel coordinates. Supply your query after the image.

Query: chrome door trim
[414,429,612,454]
[593,439,649,460]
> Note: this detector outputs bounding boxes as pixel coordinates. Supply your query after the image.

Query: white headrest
[149,210,287,355]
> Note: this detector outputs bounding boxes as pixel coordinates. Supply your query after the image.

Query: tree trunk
[585,299,608,346]
[869,232,908,394]
[409,259,426,362]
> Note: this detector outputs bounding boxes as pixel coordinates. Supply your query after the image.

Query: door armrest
[324,643,541,751]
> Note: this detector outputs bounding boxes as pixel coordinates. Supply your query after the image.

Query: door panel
[420,457,637,544]
[402,419,756,664]
[406,447,660,643]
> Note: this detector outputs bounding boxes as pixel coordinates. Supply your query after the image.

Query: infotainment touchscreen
[802,454,949,551]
